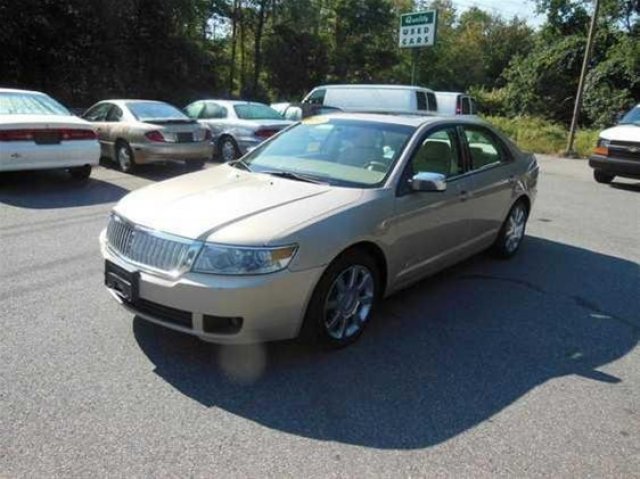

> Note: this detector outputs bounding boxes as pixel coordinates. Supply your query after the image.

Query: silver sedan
[101,113,538,348]
[184,100,293,162]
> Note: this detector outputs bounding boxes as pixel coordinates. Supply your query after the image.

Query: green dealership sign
[399,10,437,48]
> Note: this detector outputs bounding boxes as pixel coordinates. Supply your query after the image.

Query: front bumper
[100,231,323,344]
[589,155,640,179]
[131,141,212,164]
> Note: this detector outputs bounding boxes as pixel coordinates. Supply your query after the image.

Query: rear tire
[68,165,92,181]
[593,170,614,184]
[115,141,136,173]
[492,199,529,259]
[300,249,380,349]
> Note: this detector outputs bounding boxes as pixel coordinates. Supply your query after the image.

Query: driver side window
[410,128,462,178]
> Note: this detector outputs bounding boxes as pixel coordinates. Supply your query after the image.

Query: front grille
[610,141,640,161]
[106,215,193,273]
[133,298,193,329]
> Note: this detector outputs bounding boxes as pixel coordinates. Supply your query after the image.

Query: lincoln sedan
[101,114,538,348]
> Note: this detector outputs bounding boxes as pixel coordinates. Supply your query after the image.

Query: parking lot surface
[1,156,639,477]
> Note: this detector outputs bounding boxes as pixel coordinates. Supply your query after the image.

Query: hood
[599,124,640,142]
[114,165,362,244]
[0,114,94,130]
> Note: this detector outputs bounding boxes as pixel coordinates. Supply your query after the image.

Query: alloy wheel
[118,145,132,171]
[323,265,375,340]
[221,139,237,162]
[504,203,527,253]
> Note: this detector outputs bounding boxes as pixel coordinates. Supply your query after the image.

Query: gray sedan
[184,100,293,162]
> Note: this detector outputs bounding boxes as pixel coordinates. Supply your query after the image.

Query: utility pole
[565,0,600,157]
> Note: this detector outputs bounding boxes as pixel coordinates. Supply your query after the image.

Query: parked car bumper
[0,140,100,172]
[100,230,323,344]
[589,154,640,179]
[130,141,212,164]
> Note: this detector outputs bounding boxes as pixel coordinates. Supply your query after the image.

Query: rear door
[460,125,517,242]
[391,125,474,285]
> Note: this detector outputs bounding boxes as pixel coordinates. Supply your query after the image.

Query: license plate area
[34,131,61,145]
[105,260,139,303]
[177,132,194,143]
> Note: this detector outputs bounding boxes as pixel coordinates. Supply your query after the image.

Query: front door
[391,126,474,286]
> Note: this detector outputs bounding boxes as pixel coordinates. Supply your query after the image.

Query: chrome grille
[106,215,193,273]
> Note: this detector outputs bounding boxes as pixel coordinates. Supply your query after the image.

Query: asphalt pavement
[1,156,639,478]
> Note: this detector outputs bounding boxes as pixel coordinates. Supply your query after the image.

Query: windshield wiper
[230,159,252,171]
[260,170,328,184]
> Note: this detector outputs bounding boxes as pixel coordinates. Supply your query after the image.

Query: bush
[483,115,599,157]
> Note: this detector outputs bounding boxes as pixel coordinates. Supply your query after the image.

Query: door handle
[460,190,470,201]
[508,175,517,185]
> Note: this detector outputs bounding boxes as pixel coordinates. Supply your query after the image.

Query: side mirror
[410,172,447,192]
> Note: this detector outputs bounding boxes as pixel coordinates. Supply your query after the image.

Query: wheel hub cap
[324,265,374,340]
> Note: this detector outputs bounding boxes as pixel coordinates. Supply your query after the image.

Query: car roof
[435,91,467,96]
[317,112,487,128]
[0,88,46,95]
[314,84,434,92]
[198,99,269,106]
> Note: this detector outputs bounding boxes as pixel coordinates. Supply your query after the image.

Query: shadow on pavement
[133,236,639,449]
[0,169,130,209]
[99,157,217,182]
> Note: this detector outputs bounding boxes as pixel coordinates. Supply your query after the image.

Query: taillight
[0,128,96,141]
[61,129,97,140]
[0,130,34,141]
[145,131,165,142]
[255,129,278,139]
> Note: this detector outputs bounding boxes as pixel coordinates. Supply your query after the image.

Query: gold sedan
[83,100,212,173]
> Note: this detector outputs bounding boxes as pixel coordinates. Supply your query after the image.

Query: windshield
[0,92,70,115]
[127,101,188,122]
[234,103,283,120]
[619,106,640,125]
[241,117,415,187]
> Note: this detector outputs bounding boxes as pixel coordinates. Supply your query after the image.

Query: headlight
[192,244,297,275]
[594,138,610,156]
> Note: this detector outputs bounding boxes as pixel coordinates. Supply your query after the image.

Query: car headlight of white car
[192,243,297,275]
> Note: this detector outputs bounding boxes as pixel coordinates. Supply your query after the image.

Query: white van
[434,92,478,116]
[302,84,438,114]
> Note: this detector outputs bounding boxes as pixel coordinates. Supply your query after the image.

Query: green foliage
[0,0,637,140]
[485,115,599,157]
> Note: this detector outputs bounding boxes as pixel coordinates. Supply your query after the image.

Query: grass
[483,115,600,158]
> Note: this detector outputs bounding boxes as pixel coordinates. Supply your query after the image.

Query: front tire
[300,249,380,349]
[115,142,136,173]
[593,170,614,184]
[492,199,529,258]
[218,137,239,162]
[68,165,92,181]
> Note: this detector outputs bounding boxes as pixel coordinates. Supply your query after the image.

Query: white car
[0,88,100,179]
[589,104,640,184]
[434,92,478,116]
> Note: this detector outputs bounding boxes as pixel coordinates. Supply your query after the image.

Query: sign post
[399,10,438,85]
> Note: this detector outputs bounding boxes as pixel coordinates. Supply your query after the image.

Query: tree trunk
[251,0,268,98]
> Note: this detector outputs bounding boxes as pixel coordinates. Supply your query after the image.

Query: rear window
[325,88,413,110]
[0,92,70,116]
[127,102,188,121]
[233,104,282,120]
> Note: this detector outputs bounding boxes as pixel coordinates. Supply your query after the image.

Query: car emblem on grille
[629,146,639,153]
